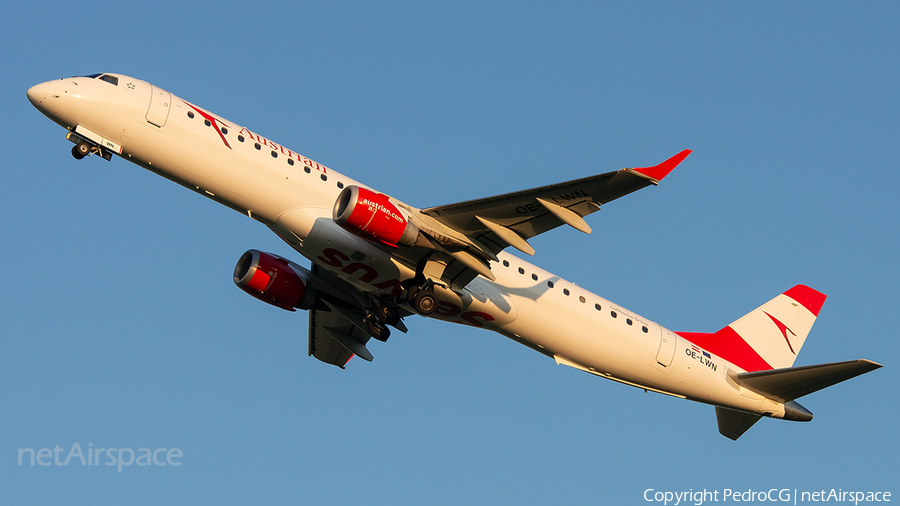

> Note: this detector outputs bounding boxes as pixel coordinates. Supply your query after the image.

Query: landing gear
[376,305,401,326]
[71,141,91,160]
[411,290,436,315]
[366,317,391,342]
[406,281,437,316]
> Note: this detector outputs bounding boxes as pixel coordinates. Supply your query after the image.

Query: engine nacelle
[233,250,316,311]
[333,185,419,247]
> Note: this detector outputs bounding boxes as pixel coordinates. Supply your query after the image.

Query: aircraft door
[655,328,677,367]
[146,85,171,127]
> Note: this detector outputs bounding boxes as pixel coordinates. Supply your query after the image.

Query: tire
[367,319,391,342]
[72,141,91,159]
[412,290,436,316]
[377,305,401,326]
[405,286,419,303]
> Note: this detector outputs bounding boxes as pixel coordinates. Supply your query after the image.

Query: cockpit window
[81,74,119,85]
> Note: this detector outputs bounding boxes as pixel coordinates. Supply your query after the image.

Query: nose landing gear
[71,141,91,160]
[65,132,113,161]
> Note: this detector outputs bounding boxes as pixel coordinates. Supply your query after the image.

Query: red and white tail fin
[678,285,827,372]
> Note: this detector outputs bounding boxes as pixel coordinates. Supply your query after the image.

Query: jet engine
[333,185,419,247]
[233,250,316,311]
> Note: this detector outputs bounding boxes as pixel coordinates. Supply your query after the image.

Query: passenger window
[518,267,525,275]
[594,303,602,311]
[502,260,509,267]
[579,296,586,303]
[626,318,633,326]
[610,311,617,318]
[547,281,554,288]
[563,288,570,296]
[642,326,649,333]
[531,273,538,281]
[287,158,295,166]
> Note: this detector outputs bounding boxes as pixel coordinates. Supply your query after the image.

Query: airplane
[27,73,881,440]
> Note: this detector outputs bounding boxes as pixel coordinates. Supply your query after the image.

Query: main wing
[420,149,691,257]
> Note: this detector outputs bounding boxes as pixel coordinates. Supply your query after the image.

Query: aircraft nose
[27,81,56,110]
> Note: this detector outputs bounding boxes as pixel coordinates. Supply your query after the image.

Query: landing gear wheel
[377,305,401,326]
[367,318,391,342]
[411,290,436,316]
[72,141,91,160]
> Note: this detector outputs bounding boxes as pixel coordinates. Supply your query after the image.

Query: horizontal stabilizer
[735,359,882,402]
[715,407,762,441]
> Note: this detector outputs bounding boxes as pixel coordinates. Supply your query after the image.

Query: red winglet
[631,149,692,182]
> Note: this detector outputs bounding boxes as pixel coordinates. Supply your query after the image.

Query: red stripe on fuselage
[676,328,773,372]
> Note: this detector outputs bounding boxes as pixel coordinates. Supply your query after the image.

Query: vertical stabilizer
[679,285,826,372]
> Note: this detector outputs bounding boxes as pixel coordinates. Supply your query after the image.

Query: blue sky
[2,1,897,504]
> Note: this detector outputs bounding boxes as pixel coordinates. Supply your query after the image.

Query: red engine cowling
[333,185,419,247]
[233,250,315,311]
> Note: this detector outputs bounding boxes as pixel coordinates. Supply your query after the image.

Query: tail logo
[764,311,797,355]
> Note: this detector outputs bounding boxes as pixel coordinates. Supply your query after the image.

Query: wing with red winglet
[419,150,691,257]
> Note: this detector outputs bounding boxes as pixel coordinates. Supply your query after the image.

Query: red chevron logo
[764,311,796,355]
[183,101,231,149]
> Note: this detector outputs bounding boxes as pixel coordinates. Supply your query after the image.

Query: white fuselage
[26,74,788,419]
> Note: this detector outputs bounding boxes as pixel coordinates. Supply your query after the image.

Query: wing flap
[535,197,592,234]
[308,308,360,368]
[307,297,379,367]
[475,216,535,255]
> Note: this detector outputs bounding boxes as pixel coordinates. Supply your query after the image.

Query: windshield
[79,73,118,85]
